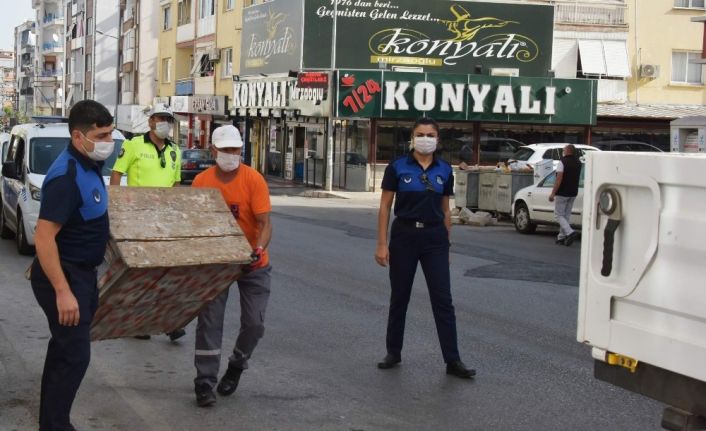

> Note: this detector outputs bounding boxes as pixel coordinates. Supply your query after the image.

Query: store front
[335,70,598,190]
[231,72,333,184]
[171,95,229,149]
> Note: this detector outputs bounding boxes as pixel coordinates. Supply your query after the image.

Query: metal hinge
[606,352,639,373]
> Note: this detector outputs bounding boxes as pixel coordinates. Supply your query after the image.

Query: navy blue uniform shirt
[39,144,110,267]
[381,152,454,224]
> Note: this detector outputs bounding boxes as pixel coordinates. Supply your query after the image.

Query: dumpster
[90,187,253,341]
[478,172,498,212]
[496,172,534,214]
[454,170,468,208]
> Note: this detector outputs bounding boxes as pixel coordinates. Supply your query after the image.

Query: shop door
[266,122,284,178]
[293,127,306,181]
[332,121,370,191]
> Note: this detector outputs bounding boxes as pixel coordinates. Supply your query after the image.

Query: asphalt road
[0,192,662,430]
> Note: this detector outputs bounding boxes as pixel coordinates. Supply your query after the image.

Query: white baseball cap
[212,125,244,149]
[149,103,174,120]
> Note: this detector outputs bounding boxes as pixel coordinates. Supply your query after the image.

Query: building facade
[63,0,120,116]
[32,0,65,116]
[14,21,36,117]
[0,51,16,111]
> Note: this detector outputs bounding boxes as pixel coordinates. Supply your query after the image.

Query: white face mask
[81,134,115,161]
[216,152,240,172]
[154,121,172,139]
[414,136,437,154]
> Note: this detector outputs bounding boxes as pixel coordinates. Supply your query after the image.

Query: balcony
[553,1,627,27]
[177,22,196,43]
[42,42,64,54]
[71,37,84,51]
[42,13,64,27]
[176,78,194,96]
[196,15,215,38]
[194,75,214,95]
[22,44,35,55]
[37,69,64,81]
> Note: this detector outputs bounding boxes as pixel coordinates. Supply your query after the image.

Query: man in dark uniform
[31,100,114,430]
[375,117,475,379]
[549,144,582,246]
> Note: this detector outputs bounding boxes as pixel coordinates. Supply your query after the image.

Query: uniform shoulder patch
[118,148,125,158]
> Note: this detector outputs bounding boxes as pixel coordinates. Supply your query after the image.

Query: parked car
[0,123,125,255]
[507,143,600,169]
[454,136,524,165]
[591,140,663,152]
[180,149,216,184]
[512,166,585,234]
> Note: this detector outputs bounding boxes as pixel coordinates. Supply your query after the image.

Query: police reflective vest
[112,132,181,187]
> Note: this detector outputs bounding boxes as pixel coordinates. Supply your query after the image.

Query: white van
[0,123,125,255]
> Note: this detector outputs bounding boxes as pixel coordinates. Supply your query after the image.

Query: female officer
[374,117,475,379]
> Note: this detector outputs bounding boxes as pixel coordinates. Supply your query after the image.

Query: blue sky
[0,2,35,51]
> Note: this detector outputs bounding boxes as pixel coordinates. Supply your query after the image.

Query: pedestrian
[109,103,186,341]
[191,125,273,407]
[31,100,114,430]
[374,117,475,379]
[548,144,581,246]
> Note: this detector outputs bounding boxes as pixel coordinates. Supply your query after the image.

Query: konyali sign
[336,70,597,125]
[304,0,554,76]
[232,72,332,117]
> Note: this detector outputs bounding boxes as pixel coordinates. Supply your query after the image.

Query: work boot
[195,383,216,407]
[167,328,186,342]
[377,353,401,369]
[446,360,476,379]
[217,366,243,396]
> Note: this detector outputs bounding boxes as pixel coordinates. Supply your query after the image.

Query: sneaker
[555,237,565,245]
[167,328,186,342]
[217,366,243,396]
[195,383,216,407]
[446,360,476,379]
[564,231,580,246]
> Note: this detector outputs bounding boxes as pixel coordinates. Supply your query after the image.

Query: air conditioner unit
[640,64,660,79]
[208,48,220,62]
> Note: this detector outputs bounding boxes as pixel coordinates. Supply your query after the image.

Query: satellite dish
[52,33,59,43]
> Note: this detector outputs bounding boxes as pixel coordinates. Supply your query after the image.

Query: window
[190,51,214,77]
[86,17,93,35]
[200,0,214,19]
[85,54,92,71]
[163,5,172,31]
[225,0,235,11]
[674,0,705,8]
[178,0,191,26]
[671,51,704,84]
[162,58,172,83]
[122,72,134,92]
[221,48,232,79]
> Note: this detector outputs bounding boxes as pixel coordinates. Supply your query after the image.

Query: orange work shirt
[192,164,272,266]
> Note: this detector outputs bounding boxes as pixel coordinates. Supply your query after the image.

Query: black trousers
[30,259,98,431]
[385,219,460,364]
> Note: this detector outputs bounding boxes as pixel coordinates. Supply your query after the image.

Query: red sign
[297,72,329,89]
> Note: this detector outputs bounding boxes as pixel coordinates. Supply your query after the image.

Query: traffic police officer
[375,117,475,379]
[109,103,185,341]
[31,100,115,430]
[109,103,181,187]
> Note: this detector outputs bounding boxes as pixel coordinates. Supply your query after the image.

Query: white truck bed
[577,151,706,384]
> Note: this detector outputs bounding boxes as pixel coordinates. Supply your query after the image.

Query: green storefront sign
[336,70,597,125]
[304,0,554,76]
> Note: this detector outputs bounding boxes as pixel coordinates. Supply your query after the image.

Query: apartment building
[63,0,120,116]
[0,51,16,111]
[32,0,65,116]
[115,0,161,135]
[14,21,36,117]
[158,0,247,148]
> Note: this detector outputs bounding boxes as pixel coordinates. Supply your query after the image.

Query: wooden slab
[110,210,243,240]
[115,236,253,268]
[107,186,230,213]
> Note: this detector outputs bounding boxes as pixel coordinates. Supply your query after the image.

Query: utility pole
[325,0,338,192]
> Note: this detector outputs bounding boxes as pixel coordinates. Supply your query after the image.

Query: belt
[395,219,442,229]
